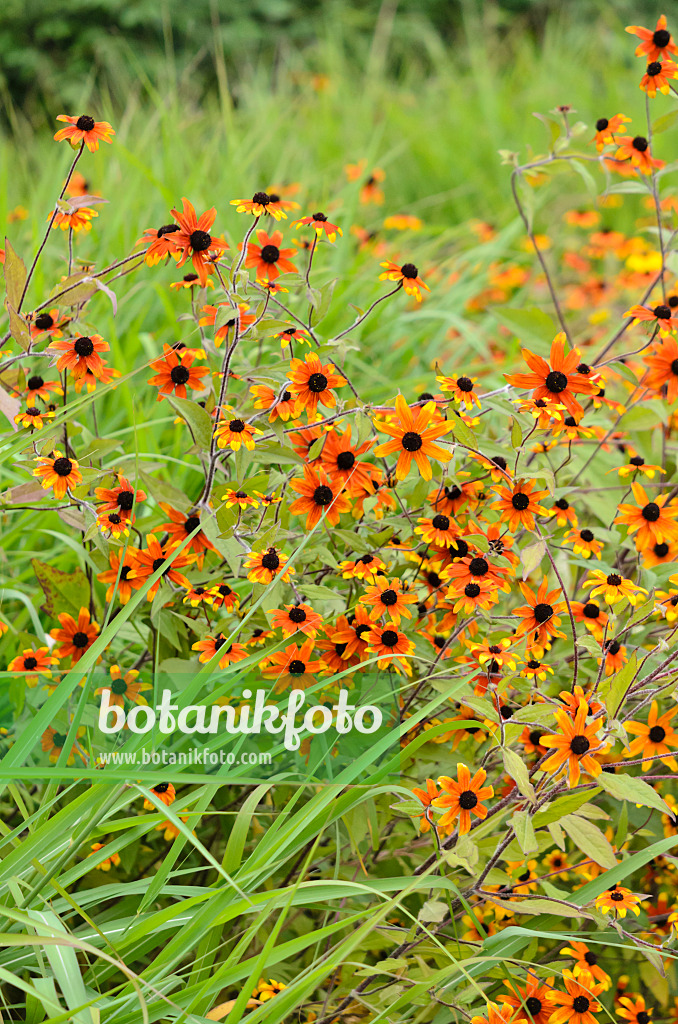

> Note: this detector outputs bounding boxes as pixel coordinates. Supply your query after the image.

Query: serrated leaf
[561,813,617,869]
[597,771,671,816]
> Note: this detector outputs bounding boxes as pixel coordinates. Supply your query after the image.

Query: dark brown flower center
[570,735,590,755]
[380,629,399,647]
[459,790,478,810]
[573,997,590,1014]
[545,370,568,393]
[606,574,622,586]
[74,336,94,357]
[27,375,44,390]
[23,656,38,670]
[580,529,594,542]
[380,589,398,606]
[649,725,666,743]
[308,372,328,393]
[76,115,96,131]
[117,490,134,511]
[190,230,212,252]
[533,603,553,624]
[647,61,663,76]
[432,513,450,530]
[336,451,355,470]
[632,136,648,152]
[184,515,200,533]
[653,28,671,47]
[229,419,245,432]
[253,191,271,204]
[401,431,423,452]
[457,376,474,391]
[464,583,481,598]
[72,631,90,648]
[595,117,609,131]
[34,313,54,330]
[313,485,334,506]
[260,244,280,263]
[53,457,73,476]
[170,365,190,385]
[654,304,672,319]
[157,224,180,237]
[26,407,41,416]
[511,492,530,510]
[642,502,660,522]
[111,678,128,695]
[262,550,280,570]
[469,557,488,576]
[288,659,306,675]
[583,603,600,619]
[289,607,307,623]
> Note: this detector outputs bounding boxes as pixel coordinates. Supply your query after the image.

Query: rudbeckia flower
[286,352,346,417]
[614,481,678,549]
[148,343,209,400]
[379,261,429,302]
[50,608,99,664]
[243,229,298,283]
[546,968,604,1024]
[594,885,642,918]
[363,623,415,674]
[8,647,58,687]
[200,302,256,347]
[213,410,261,451]
[49,334,109,379]
[244,547,294,585]
[97,549,143,605]
[624,302,678,335]
[288,465,351,529]
[33,450,83,499]
[261,638,324,692]
[505,333,596,419]
[625,700,678,769]
[53,114,115,151]
[540,698,607,787]
[613,135,664,175]
[640,59,678,96]
[626,15,678,62]
[231,191,298,219]
[433,762,493,835]
[136,224,182,265]
[126,534,195,601]
[591,113,631,151]
[270,603,323,638]
[15,406,54,430]
[374,394,452,481]
[170,197,229,286]
[192,635,249,670]
[293,211,342,242]
[143,782,176,809]
[644,335,678,400]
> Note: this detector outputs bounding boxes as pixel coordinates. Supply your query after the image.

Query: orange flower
[158,504,217,565]
[143,782,176,809]
[505,333,597,419]
[94,475,146,519]
[136,224,182,265]
[411,779,440,833]
[379,261,429,302]
[613,135,664,175]
[230,191,298,219]
[625,700,678,769]
[50,607,99,664]
[471,1003,526,1024]
[126,534,195,601]
[374,395,451,480]
[97,549,143,605]
[49,334,109,379]
[595,885,642,918]
[244,547,294,585]
[644,335,678,400]
[437,373,481,408]
[492,479,548,532]
[148,343,209,400]
[95,666,148,707]
[560,942,611,990]
[626,15,678,62]
[360,576,417,627]
[270,603,323,638]
[592,113,631,151]
[53,114,115,151]
[30,308,69,339]
[8,647,58,687]
[546,968,604,1024]
[250,383,301,422]
[23,374,62,404]
[363,623,415,674]
[319,427,375,494]
[624,302,678,335]
[15,406,54,430]
[213,410,260,451]
[293,212,342,242]
[199,302,256,347]
[286,352,346,417]
[614,481,678,549]
[170,197,228,285]
[192,635,249,670]
[330,606,374,659]
[540,698,607,787]
[499,973,555,1024]
[33,450,83,499]
[288,465,351,529]
[640,58,678,95]
[243,229,298,284]
[260,638,324,692]
[433,763,493,835]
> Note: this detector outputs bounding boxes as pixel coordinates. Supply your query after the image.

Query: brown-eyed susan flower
[170,197,228,285]
[221,488,260,511]
[96,510,130,539]
[213,410,260,451]
[560,944,610,990]
[250,383,300,422]
[270,603,323,638]
[245,547,294,585]
[206,585,238,613]
[261,638,324,692]
[592,114,631,151]
[499,974,554,1024]
[595,885,642,918]
[472,1003,526,1024]
[640,59,678,95]
[73,361,120,393]
[513,577,566,646]
[415,511,460,547]
[571,600,609,639]
[288,464,351,529]
[192,635,248,670]
[546,969,604,1024]
[600,639,627,676]
[433,763,493,835]
[644,336,678,400]
[29,309,69,339]
[411,779,440,833]
[252,978,287,1001]
[199,302,256,347]
[657,588,678,621]
[126,534,195,601]
[564,527,604,560]
[136,224,182,265]
[244,229,297,283]
[614,481,678,549]
[96,665,148,707]
[94,475,146,519]
[540,698,607,787]
[293,211,342,242]
[379,260,429,302]
[360,576,417,627]
[363,623,415,674]
[374,394,451,480]
[613,135,664,175]
[451,578,498,614]
[286,351,346,416]
[444,554,511,593]
[8,647,58,687]
[624,303,678,335]
[158,504,217,565]
[97,549,142,604]
[53,113,115,151]
[231,191,297,219]
[23,374,62,403]
[170,272,213,290]
[618,996,653,1024]
[33,450,83,499]
[548,497,577,528]
[330,607,374,659]
[625,700,678,769]
[617,454,664,479]
[148,343,209,400]
[88,842,121,871]
[626,15,678,61]
[275,325,311,348]
[50,608,99,664]
[505,334,597,419]
[492,479,548,532]
[15,406,54,430]
[50,334,109,380]
[41,725,86,764]
[319,427,375,494]
[50,206,98,232]
[582,569,647,606]
[436,373,481,408]
[143,782,176,809]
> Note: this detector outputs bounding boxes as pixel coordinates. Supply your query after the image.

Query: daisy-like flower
[360,576,417,627]
[33,450,82,499]
[595,885,642,918]
[644,336,678,401]
[472,1003,527,1024]
[505,333,597,419]
[209,583,239,611]
[192,635,248,670]
[50,206,98,232]
[244,547,294,585]
[379,260,429,302]
[135,224,182,265]
[614,481,678,549]
[582,569,647,606]
[243,229,298,284]
[213,410,260,451]
[625,700,678,769]
[640,59,678,96]
[433,763,493,835]
[415,510,460,547]
[8,647,58,687]
[499,973,554,1024]
[572,600,609,639]
[437,373,481,409]
[411,779,440,833]
[50,334,109,380]
[613,135,664,175]
[50,608,99,664]
[23,374,62,404]
[363,623,415,674]
[261,638,324,692]
[513,577,566,647]
[96,665,149,707]
[15,406,54,430]
[319,427,375,495]
[230,191,297,219]
[169,197,228,285]
[592,114,631,151]
[286,352,346,417]
[221,488,260,511]
[288,465,351,529]
[97,549,142,604]
[199,302,256,347]
[443,554,511,594]
[96,510,131,539]
[492,479,548,532]
[275,325,311,349]
[451,578,498,614]
[374,394,451,481]
[624,303,678,336]
[560,943,610,990]
[252,978,287,1002]
[547,969,604,1024]
[148,343,209,400]
[94,475,146,519]
[270,603,323,638]
[540,698,607,787]
[73,362,120,393]
[330,606,375,659]
[617,455,664,479]
[126,534,195,601]
[293,211,342,242]
[41,725,86,764]
[30,309,69,339]
[143,782,176,809]
[626,15,678,61]
[170,273,214,291]
[158,504,217,565]
[564,527,603,559]
[53,114,115,151]
[618,996,653,1024]
[250,384,300,422]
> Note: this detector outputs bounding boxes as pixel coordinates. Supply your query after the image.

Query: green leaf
[50,271,97,307]
[596,771,671,816]
[520,539,545,580]
[599,651,637,718]
[168,396,213,448]
[31,559,90,619]
[560,814,617,869]
[618,404,666,432]
[448,411,477,449]
[7,305,30,351]
[533,790,598,827]
[3,238,27,309]
[652,109,678,134]
[511,809,538,854]
[510,418,522,449]
[493,306,557,348]
[502,748,536,803]
[310,278,338,327]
